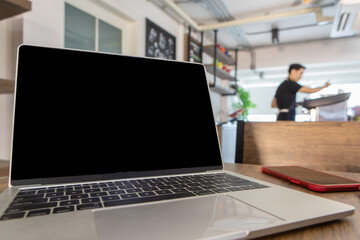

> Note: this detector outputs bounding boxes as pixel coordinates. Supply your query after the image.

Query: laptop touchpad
[93,194,282,240]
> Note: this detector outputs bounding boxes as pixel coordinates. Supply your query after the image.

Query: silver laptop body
[0,45,354,240]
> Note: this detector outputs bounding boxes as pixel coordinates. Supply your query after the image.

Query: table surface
[224,163,360,240]
[0,161,359,239]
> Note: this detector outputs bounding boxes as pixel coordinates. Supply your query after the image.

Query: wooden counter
[242,122,360,172]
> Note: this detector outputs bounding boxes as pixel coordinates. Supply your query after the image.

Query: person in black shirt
[272,63,330,121]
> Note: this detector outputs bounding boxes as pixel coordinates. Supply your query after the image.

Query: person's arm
[298,81,330,94]
[271,97,278,108]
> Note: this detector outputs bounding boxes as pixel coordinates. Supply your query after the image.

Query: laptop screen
[11,45,223,186]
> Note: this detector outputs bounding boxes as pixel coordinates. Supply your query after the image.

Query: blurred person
[272,63,330,121]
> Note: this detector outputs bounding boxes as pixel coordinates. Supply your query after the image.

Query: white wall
[0,95,14,160]
[0,16,22,161]
[237,36,360,69]
[246,87,278,115]
[23,0,64,48]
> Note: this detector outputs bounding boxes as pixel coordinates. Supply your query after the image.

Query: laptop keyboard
[0,173,268,221]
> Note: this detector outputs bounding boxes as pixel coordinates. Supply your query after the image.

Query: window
[65,3,122,54]
[98,20,122,54]
[65,4,95,51]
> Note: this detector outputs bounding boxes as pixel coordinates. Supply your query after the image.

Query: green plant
[232,87,256,120]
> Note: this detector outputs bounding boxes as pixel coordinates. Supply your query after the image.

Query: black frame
[145,19,176,60]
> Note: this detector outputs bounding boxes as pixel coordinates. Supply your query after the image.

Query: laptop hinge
[14,184,43,189]
[206,169,224,173]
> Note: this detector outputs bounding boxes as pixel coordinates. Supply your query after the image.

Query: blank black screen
[11,45,222,185]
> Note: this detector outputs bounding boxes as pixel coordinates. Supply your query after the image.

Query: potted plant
[351,106,360,121]
[231,87,256,121]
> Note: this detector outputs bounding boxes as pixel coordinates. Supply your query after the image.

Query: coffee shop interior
[1,1,360,239]
[1,0,360,166]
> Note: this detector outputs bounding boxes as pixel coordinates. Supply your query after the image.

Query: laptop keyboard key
[193,190,215,196]
[6,202,57,213]
[14,194,45,202]
[17,191,36,196]
[102,196,120,201]
[0,212,25,220]
[155,190,172,195]
[120,193,139,199]
[53,206,75,214]
[60,200,79,206]
[12,198,48,206]
[50,196,69,202]
[126,189,143,193]
[66,190,83,195]
[90,192,107,197]
[108,190,125,195]
[27,209,51,217]
[70,194,89,200]
[138,192,156,197]
[46,192,64,198]
[82,197,100,204]
[84,188,101,193]
[171,188,189,193]
[77,202,103,211]
[213,188,230,193]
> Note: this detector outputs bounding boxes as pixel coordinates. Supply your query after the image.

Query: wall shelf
[206,30,238,96]
[0,0,32,20]
[0,79,15,94]
[209,84,235,95]
[186,28,238,96]
[203,46,235,65]
[205,65,235,81]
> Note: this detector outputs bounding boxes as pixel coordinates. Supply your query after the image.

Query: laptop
[0,45,354,240]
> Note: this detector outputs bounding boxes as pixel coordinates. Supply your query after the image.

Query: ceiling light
[338,12,350,31]
[341,0,360,5]
[352,12,360,30]
[271,28,279,44]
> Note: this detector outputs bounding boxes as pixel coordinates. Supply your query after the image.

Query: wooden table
[224,163,360,240]
[0,162,359,239]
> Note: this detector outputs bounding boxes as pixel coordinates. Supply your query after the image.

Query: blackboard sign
[146,19,176,60]
[185,34,202,63]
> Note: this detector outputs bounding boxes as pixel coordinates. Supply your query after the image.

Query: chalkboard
[146,19,176,60]
[185,34,202,63]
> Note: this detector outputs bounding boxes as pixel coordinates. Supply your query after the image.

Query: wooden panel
[242,122,360,172]
[0,0,31,20]
[0,79,15,94]
[216,125,222,147]
[0,160,9,177]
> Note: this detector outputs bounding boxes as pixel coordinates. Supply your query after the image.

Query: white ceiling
[152,0,360,88]
[169,0,342,48]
